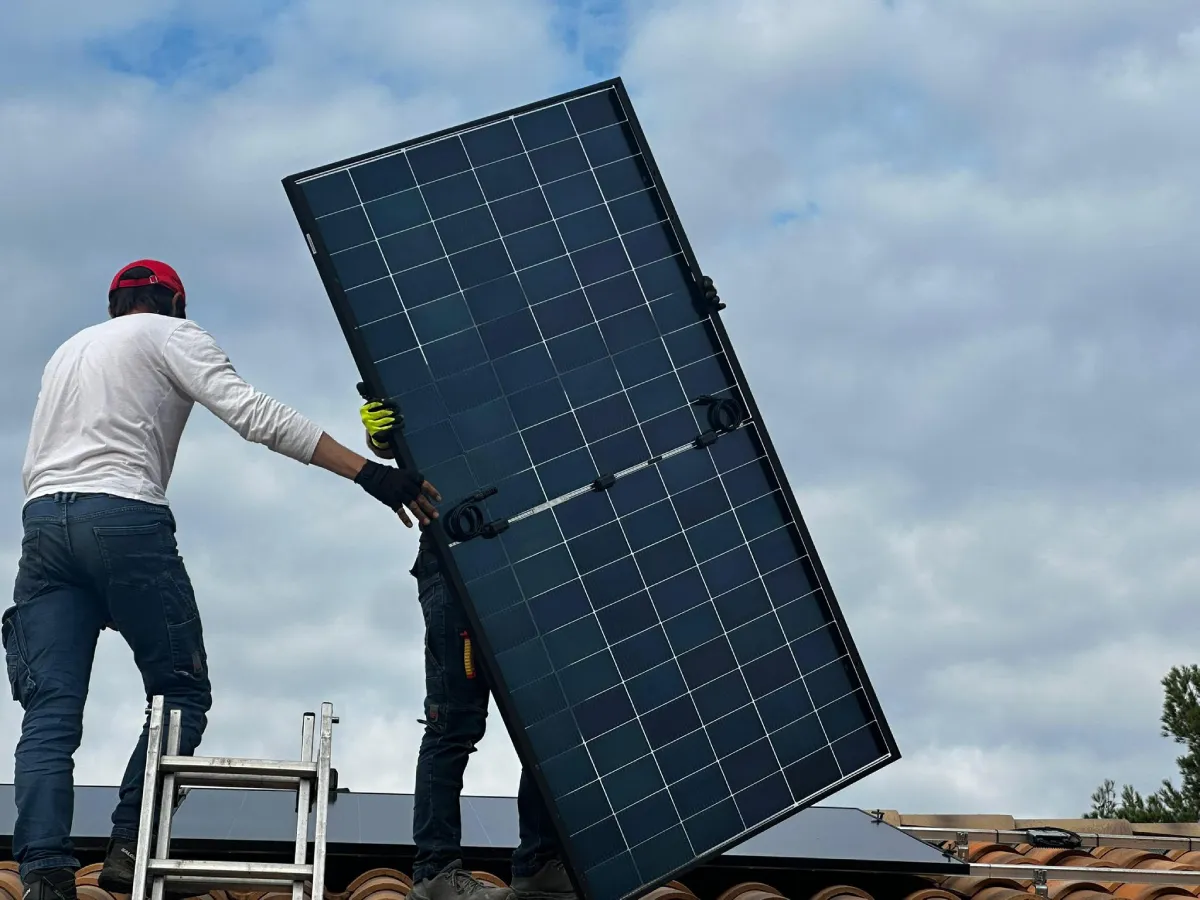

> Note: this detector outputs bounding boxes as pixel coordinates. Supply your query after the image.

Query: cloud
[2,0,1199,834]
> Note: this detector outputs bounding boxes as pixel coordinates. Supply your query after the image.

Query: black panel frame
[283,76,899,900]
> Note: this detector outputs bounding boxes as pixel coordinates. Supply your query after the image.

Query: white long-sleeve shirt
[22,313,325,506]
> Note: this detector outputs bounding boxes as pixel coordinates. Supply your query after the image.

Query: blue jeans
[2,493,212,879]
[410,548,559,883]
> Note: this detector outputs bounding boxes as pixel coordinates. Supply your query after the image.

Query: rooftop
[6,794,1200,900]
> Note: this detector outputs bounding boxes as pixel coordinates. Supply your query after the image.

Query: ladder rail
[311,702,335,900]
[151,709,184,900]
[292,712,316,900]
[132,696,166,900]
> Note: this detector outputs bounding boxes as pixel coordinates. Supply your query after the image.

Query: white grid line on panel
[343,165,426,376]
[609,716,884,860]
[322,149,645,263]
[499,106,700,866]
[508,522,839,713]
[591,696,876,819]
[561,697,884,859]
[298,87,623,193]
[446,124,660,869]
[503,518,854,797]
[562,99,800,822]
[336,181,649,324]
[339,126,729,525]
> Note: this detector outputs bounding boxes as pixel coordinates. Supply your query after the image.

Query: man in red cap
[2,260,442,900]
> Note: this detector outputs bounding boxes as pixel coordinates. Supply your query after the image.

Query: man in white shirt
[2,260,441,900]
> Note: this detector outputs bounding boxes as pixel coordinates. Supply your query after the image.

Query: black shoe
[96,837,138,894]
[510,860,576,899]
[21,867,78,900]
[97,838,194,899]
[409,860,514,900]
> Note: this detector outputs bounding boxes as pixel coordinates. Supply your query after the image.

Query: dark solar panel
[1,786,963,876]
[283,77,898,900]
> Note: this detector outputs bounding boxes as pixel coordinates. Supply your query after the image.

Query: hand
[354,460,442,527]
[360,400,398,449]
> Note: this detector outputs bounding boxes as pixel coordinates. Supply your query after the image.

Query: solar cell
[283,77,897,900]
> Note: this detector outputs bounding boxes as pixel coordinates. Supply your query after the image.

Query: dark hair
[108,266,181,318]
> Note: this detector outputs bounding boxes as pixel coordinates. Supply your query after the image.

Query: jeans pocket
[167,614,208,682]
[94,521,190,608]
[2,607,35,706]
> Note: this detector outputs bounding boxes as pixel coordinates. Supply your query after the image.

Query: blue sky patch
[553,0,627,77]
[86,14,275,90]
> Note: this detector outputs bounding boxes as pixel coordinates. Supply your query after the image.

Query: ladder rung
[175,772,306,789]
[161,876,299,890]
[148,860,312,881]
[160,755,316,779]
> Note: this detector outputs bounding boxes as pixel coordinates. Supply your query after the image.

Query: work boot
[511,860,576,899]
[97,837,138,893]
[97,838,193,899]
[21,867,78,900]
[409,860,514,900]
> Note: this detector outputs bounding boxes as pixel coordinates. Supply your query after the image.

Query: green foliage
[1084,665,1200,822]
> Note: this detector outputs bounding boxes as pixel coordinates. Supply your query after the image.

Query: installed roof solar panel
[283,77,898,900]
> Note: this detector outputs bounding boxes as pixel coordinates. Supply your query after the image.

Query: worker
[3,260,441,900]
[359,399,576,900]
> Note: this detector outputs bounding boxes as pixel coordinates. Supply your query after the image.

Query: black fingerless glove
[355,460,425,509]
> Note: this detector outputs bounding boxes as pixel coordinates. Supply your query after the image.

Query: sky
[2,0,1199,823]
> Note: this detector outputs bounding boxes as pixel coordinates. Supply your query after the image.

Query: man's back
[8,258,443,900]
[22,314,195,506]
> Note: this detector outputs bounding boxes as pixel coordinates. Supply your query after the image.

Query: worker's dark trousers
[410,547,559,884]
[3,493,212,879]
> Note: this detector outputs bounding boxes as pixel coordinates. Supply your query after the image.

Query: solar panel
[283,77,898,900]
[1,786,963,877]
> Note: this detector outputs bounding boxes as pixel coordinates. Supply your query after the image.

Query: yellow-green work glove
[360,400,397,450]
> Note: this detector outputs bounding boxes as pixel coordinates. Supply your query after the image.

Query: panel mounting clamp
[1033,869,1048,898]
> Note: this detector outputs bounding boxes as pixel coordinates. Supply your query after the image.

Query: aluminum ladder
[130,694,338,900]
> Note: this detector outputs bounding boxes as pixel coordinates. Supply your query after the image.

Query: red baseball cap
[109,259,186,300]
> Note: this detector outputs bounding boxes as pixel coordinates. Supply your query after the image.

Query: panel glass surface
[445,422,889,898]
[288,82,894,900]
[297,87,732,522]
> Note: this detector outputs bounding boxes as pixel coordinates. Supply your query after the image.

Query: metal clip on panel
[1033,869,1049,898]
[131,695,337,900]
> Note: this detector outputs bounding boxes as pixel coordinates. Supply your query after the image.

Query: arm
[312,433,370,479]
[162,322,440,524]
[162,321,325,464]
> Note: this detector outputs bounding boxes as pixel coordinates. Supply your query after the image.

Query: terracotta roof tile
[2,862,20,900]
[716,883,789,900]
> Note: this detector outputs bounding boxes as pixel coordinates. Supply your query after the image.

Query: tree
[1084,665,1200,821]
